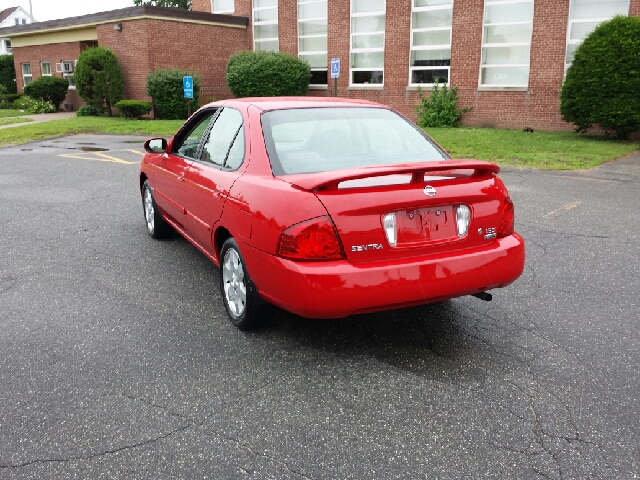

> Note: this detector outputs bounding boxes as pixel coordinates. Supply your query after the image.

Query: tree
[560,15,640,139]
[132,0,191,8]
[0,55,17,94]
[74,47,125,116]
[23,76,69,109]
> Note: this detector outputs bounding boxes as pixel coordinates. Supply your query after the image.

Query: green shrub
[226,51,311,98]
[23,76,69,110]
[414,82,471,128]
[75,47,125,116]
[115,100,152,119]
[560,16,640,139]
[75,105,101,117]
[13,96,55,114]
[147,68,200,120]
[0,55,17,94]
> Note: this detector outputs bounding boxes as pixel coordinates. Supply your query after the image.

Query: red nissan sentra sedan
[139,98,525,330]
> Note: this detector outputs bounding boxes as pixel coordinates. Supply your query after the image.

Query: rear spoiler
[278,160,500,192]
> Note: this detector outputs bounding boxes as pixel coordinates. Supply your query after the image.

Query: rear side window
[201,107,245,169]
[262,107,448,175]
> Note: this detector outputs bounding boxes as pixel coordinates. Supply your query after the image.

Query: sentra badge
[352,244,384,252]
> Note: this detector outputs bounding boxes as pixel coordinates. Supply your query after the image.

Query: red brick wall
[97,18,249,107]
[12,42,82,108]
[630,0,640,16]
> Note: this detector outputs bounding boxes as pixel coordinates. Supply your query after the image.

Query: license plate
[395,206,457,245]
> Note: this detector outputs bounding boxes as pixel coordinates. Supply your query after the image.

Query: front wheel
[219,238,266,330]
[142,180,172,239]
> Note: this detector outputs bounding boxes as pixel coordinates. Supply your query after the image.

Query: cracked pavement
[1,135,639,479]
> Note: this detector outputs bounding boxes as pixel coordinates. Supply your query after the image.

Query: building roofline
[1,6,248,37]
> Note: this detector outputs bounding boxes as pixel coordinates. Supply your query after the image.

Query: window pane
[225,128,245,170]
[351,15,386,33]
[310,69,328,84]
[213,0,234,11]
[254,7,277,22]
[571,0,629,19]
[300,53,327,68]
[254,24,278,39]
[352,33,384,49]
[569,21,601,40]
[299,20,327,35]
[41,62,51,75]
[23,76,32,85]
[484,2,534,24]
[352,70,383,84]
[299,36,327,52]
[255,39,279,51]
[22,63,31,75]
[177,112,217,158]
[412,69,449,84]
[298,2,326,19]
[253,0,276,8]
[413,29,451,47]
[411,49,451,66]
[484,24,532,43]
[412,9,452,29]
[203,108,243,166]
[480,65,529,86]
[352,0,385,14]
[565,43,579,63]
[482,45,530,65]
[414,0,452,6]
[351,52,384,68]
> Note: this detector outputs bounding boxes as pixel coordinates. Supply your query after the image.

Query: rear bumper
[241,234,525,319]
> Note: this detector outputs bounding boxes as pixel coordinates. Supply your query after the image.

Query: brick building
[3,1,639,129]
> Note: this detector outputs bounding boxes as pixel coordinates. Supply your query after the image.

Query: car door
[152,109,218,228]
[182,107,246,254]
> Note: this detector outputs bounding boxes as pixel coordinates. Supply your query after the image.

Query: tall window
[565,0,629,69]
[480,0,534,87]
[5,40,11,53]
[212,0,234,13]
[350,0,386,85]
[298,0,328,85]
[410,0,453,86]
[22,63,32,86]
[253,0,278,52]
[41,62,51,76]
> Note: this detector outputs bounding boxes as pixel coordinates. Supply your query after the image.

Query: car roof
[207,96,387,111]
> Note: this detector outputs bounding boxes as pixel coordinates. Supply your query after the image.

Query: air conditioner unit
[62,61,74,73]
[55,63,63,73]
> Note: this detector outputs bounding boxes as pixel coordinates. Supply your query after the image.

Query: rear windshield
[261,107,449,175]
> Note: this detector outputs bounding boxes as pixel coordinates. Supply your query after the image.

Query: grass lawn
[0,117,185,148]
[425,127,639,170]
[0,117,32,127]
[0,109,30,118]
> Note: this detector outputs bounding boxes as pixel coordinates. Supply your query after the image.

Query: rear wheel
[220,238,266,330]
[142,180,172,239]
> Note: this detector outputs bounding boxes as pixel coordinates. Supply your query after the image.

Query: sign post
[183,76,194,117]
[330,58,340,97]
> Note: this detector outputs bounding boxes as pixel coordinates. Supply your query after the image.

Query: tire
[142,180,172,239]
[219,238,266,330]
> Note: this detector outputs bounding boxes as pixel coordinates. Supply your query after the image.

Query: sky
[1,0,135,22]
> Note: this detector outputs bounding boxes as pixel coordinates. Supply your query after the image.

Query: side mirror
[144,138,167,153]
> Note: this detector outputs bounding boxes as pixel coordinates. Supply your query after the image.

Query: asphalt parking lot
[1,134,638,479]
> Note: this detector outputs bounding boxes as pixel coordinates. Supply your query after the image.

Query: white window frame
[5,40,11,53]
[479,0,534,88]
[350,0,386,86]
[409,0,453,87]
[253,0,279,52]
[40,61,52,76]
[21,63,32,86]
[298,0,328,85]
[212,0,235,14]
[564,0,630,71]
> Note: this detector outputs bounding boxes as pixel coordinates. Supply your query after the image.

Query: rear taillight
[497,197,515,237]
[278,216,345,261]
[455,205,471,237]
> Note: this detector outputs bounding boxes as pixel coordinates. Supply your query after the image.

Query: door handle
[178,176,185,182]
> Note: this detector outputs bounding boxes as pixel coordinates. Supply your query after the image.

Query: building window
[212,0,234,13]
[409,0,453,86]
[5,40,11,53]
[480,0,534,87]
[298,0,328,85]
[22,63,32,86]
[253,0,278,52]
[41,62,52,76]
[350,0,386,85]
[565,0,629,69]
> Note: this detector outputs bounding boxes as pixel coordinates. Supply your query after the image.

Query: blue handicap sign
[183,76,194,98]
[331,58,340,79]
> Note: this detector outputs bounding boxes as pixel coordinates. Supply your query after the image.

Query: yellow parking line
[543,201,581,219]
[58,152,138,165]
[124,149,145,155]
